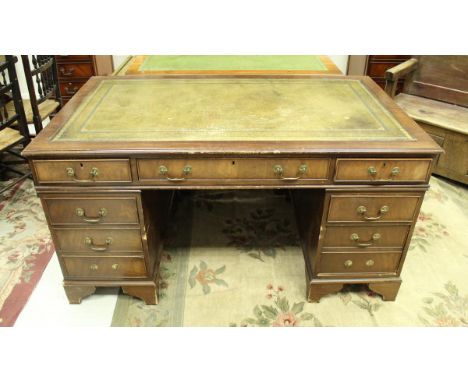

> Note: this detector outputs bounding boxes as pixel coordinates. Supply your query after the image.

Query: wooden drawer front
[53,228,143,253]
[62,256,147,279]
[137,158,330,183]
[57,62,94,78]
[59,80,87,97]
[43,196,140,226]
[334,158,432,183]
[317,251,401,275]
[327,194,422,223]
[322,225,410,249]
[56,55,93,62]
[33,159,132,184]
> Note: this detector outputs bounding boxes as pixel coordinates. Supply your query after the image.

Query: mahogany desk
[23,76,441,305]
[114,55,341,76]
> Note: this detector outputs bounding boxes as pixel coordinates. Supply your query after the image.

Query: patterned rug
[112,176,468,326]
[0,179,54,326]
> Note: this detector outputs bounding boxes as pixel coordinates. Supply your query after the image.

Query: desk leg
[368,280,401,301]
[122,285,158,305]
[308,281,344,302]
[64,284,96,304]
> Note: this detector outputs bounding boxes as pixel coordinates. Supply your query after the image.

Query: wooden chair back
[404,55,468,107]
[21,55,61,133]
[0,55,29,142]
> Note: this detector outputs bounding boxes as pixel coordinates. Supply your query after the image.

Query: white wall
[328,55,348,74]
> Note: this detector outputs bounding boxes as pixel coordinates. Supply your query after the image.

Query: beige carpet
[112,176,468,326]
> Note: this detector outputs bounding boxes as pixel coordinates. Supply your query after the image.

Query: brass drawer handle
[159,165,192,182]
[344,260,353,268]
[64,85,79,95]
[75,207,107,223]
[59,67,75,76]
[356,205,389,221]
[350,232,381,247]
[89,264,99,271]
[366,259,375,267]
[66,167,99,182]
[111,263,119,270]
[273,164,308,181]
[368,166,400,180]
[84,236,112,251]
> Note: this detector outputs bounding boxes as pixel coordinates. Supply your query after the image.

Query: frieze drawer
[33,159,132,184]
[334,158,432,183]
[137,158,331,184]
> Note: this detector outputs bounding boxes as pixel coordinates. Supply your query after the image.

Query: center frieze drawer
[322,225,410,249]
[42,195,140,226]
[33,159,132,184]
[52,228,143,253]
[62,256,147,279]
[327,193,423,223]
[137,158,331,183]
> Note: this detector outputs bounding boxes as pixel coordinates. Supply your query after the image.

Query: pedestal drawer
[137,157,330,183]
[322,225,410,249]
[317,251,401,276]
[334,158,432,183]
[33,159,132,184]
[53,228,143,253]
[327,193,423,223]
[62,256,147,279]
[42,195,140,225]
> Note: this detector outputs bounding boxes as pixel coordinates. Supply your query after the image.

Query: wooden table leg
[368,280,402,301]
[308,282,344,302]
[64,285,96,304]
[122,285,158,305]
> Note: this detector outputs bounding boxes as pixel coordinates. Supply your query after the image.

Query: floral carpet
[0,179,54,326]
[112,176,468,327]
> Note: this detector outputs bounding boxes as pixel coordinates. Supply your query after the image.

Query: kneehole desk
[23,75,442,304]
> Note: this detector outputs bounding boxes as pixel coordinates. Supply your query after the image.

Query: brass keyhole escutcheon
[89,264,98,271]
[366,259,375,267]
[344,260,353,268]
[111,264,119,270]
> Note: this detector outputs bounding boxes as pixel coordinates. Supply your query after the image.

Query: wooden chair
[0,55,31,194]
[20,55,62,134]
[385,56,468,185]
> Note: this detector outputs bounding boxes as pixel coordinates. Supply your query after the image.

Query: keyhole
[232,161,235,165]
[80,162,84,168]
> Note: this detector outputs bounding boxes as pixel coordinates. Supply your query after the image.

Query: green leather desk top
[23,75,442,158]
[52,77,412,142]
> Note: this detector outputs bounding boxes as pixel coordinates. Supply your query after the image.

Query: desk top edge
[23,75,442,159]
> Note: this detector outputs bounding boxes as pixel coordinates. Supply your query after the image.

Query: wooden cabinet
[55,55,113,105]
[366,55,411,92]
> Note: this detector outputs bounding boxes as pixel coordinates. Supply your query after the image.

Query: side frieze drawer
[334,158,432,183]
[33,159,132,184]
